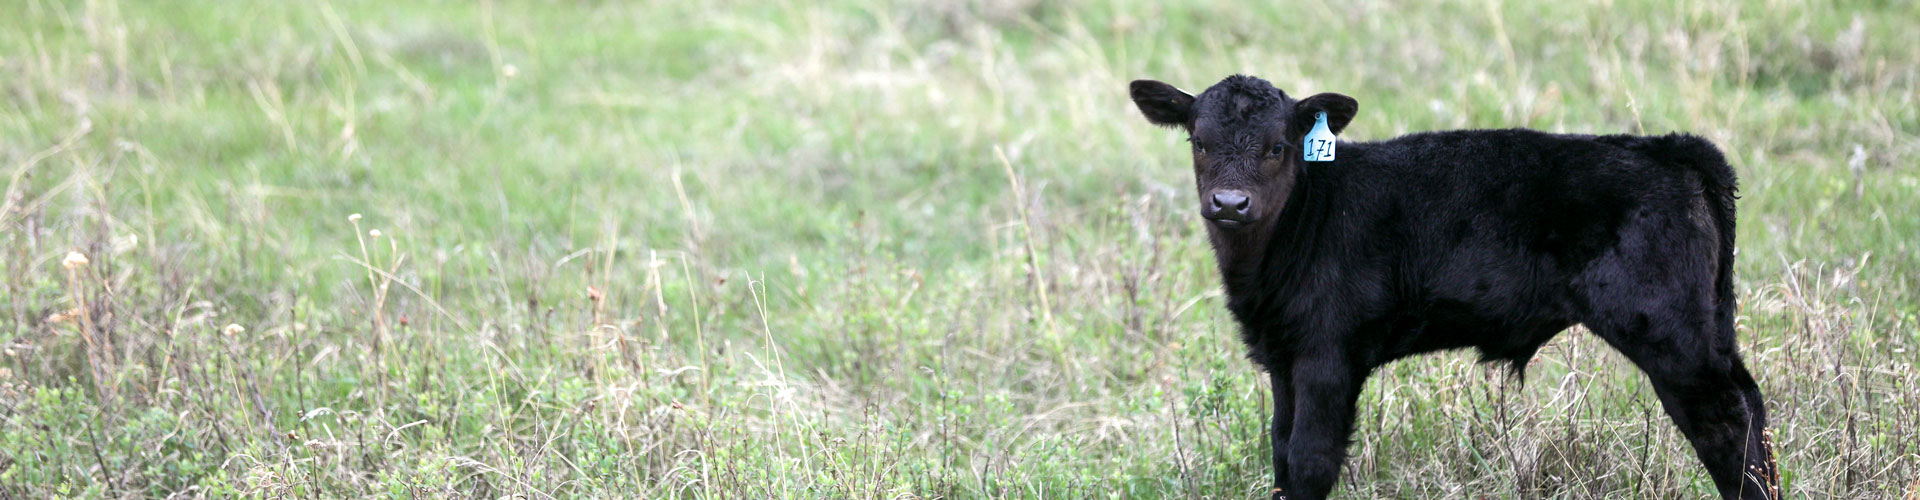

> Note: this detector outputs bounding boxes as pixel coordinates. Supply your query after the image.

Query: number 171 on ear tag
[1303,111,1336,162]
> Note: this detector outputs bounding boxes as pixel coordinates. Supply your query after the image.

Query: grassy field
[2,0,1917,498]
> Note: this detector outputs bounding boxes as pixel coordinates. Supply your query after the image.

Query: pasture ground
[2,0,1916,497]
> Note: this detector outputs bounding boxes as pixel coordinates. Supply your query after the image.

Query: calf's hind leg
[1578,201,1776,498]
[1590,313,1776,499]
[1726,352,1780,493]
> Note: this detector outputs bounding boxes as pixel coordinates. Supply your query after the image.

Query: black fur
[1130,75,1778,500]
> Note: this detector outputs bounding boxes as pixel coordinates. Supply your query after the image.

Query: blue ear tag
[1303,111,1335,162]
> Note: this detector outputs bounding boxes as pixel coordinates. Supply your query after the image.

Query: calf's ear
[1291,93,1359,136]
[1130,80,1195,129]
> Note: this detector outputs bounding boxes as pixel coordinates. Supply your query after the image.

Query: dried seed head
[368,229,383,238]
[62,251,89,270]
[223,323,245,336]
[46,308,79,323]
[348,213,363,223]
[502,63,519,78]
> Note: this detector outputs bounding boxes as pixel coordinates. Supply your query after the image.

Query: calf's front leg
[1280,353,1365,500]
[1269,369,1295,499]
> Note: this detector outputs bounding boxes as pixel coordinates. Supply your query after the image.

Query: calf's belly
[1376,309,1574,368]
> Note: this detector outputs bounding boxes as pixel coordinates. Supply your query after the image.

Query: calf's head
[1130,75,1356,232]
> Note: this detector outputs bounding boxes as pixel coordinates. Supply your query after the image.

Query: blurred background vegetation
[1,0,1915,497]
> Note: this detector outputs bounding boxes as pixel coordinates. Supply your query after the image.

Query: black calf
[1128,75,1778,500]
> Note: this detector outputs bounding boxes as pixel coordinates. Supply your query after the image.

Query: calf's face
[1130,76,1356,232]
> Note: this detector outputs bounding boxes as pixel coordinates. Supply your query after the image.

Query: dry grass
[1,0,1916,498]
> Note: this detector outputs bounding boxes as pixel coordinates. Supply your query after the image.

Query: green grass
[2,0,1917,498]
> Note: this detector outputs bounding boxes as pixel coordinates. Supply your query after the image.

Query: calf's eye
[1271,144,1285,156]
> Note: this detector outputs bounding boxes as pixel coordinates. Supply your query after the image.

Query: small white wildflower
[223,324,245,336]
[368,229,382,238]
[502,63,519,78]
[62,251,89,270]
[348,213,363,223]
